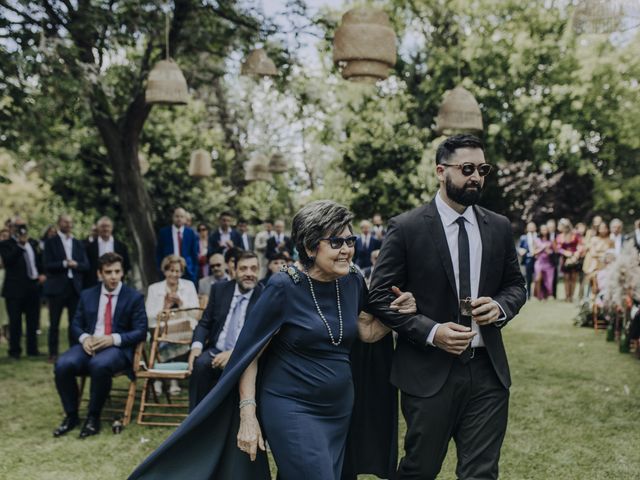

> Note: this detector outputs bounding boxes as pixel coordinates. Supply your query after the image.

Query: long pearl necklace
[305,272,343,346]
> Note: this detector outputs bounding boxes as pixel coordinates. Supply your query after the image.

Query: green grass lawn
[1,298,639,479]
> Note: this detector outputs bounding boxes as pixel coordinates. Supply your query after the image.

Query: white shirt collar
[58,231,73,241]
[234,283,254,300]
[101,282,123,297]
[435,190,477,227]
[172,225,184,234]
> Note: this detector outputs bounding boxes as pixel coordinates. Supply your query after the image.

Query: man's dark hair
[435,134,484,165]
[98,252,123,271]
[236,250,258,264]
[237,218,248,225]
[268,253,289,263]
[224,247,240,265]
[219,211,233,218]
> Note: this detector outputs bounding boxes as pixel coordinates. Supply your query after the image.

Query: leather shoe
[79,416,101,438]
[53,415,79,437]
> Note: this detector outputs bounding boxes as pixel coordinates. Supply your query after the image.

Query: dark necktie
[177,230,182,256]
[456,217,471,328]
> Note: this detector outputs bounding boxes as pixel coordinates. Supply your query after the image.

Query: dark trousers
[188,347,223,412]
[397,351,509,480]
[47,280,80,356]
[54,344,130,417]
[6,283,41,357]
[524,262,535,300]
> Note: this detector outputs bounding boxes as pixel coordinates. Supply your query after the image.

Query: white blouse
[145,279,200,328]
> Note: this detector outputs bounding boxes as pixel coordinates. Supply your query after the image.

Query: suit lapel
[112,286,127,329]
[475,206,492,295]
[88,286,102,332]
[423,201,457,297]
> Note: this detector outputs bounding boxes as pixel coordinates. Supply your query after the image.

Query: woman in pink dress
[556,219,582,302]
[533,224,556,300]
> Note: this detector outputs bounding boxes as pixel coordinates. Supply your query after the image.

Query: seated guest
[354,220,381,269]
[53,253,147,438]
[266,219,294,260]
[146,255,200,396]
[0,221,46,358]
[208,211,242,256]
[198,253,229,297]
[156,207,199,283]
[258,252,287,288]
[187,251,263,411]
[84,216,130,288]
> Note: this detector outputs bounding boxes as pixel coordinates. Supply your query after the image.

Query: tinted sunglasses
[441,162,493,177]
[320,235,357,249]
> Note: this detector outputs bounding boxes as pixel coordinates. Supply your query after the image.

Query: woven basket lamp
[268,153,288,173]
[245,154,273,182]
[333,8,397,84]
[188,149,213,178]
[573,0,626,34]
[241,49,278,77]
[435,85,484,135]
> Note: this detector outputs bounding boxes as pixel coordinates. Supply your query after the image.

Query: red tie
[104,294,113,335]
[177,230,183,256]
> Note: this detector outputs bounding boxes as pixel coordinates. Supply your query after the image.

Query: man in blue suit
[208,211,243,256]
[43,214,90,361]
[156,207,199,283]
[354,220,382,269]
[517,221,538,299]
[53,252,147,438]
[187,251,263,411]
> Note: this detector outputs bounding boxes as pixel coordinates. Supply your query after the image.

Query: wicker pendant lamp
[241,49,278,77]
[145,13,189,105]
[268,153,288,173]
[333,8,397,84]
[572,0,627,34]
[188,149,213,177]
[435,85,484,135]
[245,153,273,182]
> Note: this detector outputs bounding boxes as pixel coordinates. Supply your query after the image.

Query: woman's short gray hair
[292,200,354,268]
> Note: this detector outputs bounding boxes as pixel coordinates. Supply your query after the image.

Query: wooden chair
[590,275,608,332]
[78,341,145,426]
[136,308,201,426]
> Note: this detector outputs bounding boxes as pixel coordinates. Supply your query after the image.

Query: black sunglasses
[441,162,493,177]
[320,235,357,249]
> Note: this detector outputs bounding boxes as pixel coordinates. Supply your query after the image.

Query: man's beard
[445,175,483,207]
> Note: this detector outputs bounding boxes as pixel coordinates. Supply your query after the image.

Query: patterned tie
[23,248,37,280]
[456,217,472,328]
[223,295,247,351]
[104,294,113,335]
[177,230,183,256]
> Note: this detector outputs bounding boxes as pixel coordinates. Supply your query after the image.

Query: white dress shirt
[241,233,251,251]
[98,236,115,256]
[21,241,39,279]
[171,225,185,256]
[58,231,74,278]
[191,284,254,352]
[79,282,122,346]
[219,228,231,247]
[361,233,371,250]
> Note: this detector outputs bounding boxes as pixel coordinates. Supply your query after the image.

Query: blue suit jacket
[207,229,243,256]
[518,234,536,268]
[156,226,199,282]
[70,284,148,362]
[354,236,382,269]
[43,235,89,296]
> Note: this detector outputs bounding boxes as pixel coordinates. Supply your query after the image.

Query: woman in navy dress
[130,201,414,480]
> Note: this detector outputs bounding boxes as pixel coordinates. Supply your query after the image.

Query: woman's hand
[389,286,417,314]
[357,312,391,343]
[237,407,265,461]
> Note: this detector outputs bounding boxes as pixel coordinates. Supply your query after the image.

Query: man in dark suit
[43,214,90,361]
[354,220,382,269]
[517,221,538,299]
[368,134,526,480]
[187,251,263,411]
[156,207,199,283]
[266,219,294,260]
[237,218,254,251]
[208,211,243,256]
[53,252,147,438]
[84,216,130,288]
[0,220,46,358]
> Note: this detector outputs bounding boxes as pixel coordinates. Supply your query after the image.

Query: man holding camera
[0,218,46,359]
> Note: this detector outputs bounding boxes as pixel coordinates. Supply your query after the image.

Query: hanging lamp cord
[165,11,170,60]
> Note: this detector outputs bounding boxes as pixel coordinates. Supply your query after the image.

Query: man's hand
[92,335,114,352]
[471,297,501,326]
[37,274,46,285]
[188,347,202,373]
[211,350,232,369]
[67,259,78,269]
[82,336,95,355]
[433,322,476,355]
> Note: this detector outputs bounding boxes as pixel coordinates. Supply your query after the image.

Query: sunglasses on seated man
[320,236,357,249]
[441,162,493,177]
